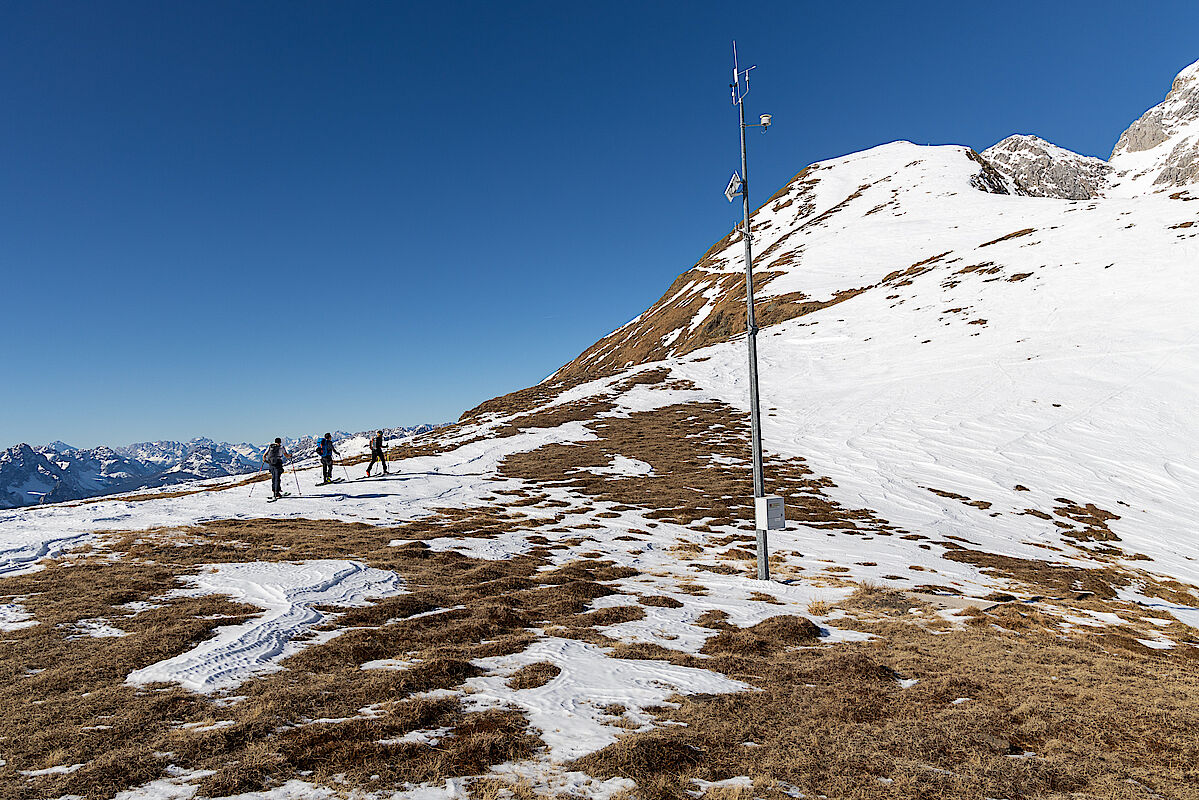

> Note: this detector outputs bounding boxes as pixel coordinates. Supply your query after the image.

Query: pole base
[756,528,770,581]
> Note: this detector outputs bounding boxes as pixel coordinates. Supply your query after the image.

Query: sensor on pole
[725,172,743,202]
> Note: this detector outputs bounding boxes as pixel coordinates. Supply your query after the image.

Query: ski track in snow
[126,560,405,693]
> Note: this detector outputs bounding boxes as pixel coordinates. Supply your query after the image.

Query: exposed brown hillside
[547,165,826,384]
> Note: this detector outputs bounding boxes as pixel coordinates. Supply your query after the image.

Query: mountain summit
[980,58,1199,199]
[1109,57,1199,191]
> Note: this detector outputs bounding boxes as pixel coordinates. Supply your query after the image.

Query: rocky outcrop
[0,444,88,507]
[981,135,1112,199]
[1109,59,1199,192]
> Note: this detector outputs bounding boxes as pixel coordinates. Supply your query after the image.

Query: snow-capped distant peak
[0,425,441,510]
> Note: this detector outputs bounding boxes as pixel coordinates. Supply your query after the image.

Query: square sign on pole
[755,495,785,531]
[725,171,743,202]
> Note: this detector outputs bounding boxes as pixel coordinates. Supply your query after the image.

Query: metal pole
[737,71,769,581]
[290,458,302,496]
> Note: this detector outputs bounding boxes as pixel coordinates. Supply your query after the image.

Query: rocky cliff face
[981,135,1111,199]
[1109,58,1199,192]
[979,58,1199,199]
[0,444,87,507]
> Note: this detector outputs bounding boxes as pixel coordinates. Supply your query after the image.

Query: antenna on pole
[731,40,755,106]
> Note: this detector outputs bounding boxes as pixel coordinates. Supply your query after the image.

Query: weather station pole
[726,42,779,581]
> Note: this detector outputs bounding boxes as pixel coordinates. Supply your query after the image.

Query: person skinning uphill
[317,433,339,485]
[261,437,293,500]
[365,430,388,477]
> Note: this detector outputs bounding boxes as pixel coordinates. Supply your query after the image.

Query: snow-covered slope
[548,138,1196,383]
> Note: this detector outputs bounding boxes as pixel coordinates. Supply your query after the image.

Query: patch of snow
[21,763,86,776]
[176,720,236,732]
[121,601,164,615]
[598,573,854,653]
[463,636,749,760]
[689,776,754,797]
[0,600,36,631]
[361,658,420,671]
[63,618,128,639]
[377,726,453,747]
[126,560,404,693]
[585,455,654,478]
[1136,637,1175,650]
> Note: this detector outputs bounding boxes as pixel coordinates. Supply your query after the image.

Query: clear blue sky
[3,1,1196,449]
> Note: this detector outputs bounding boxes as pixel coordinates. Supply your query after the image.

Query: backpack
[265,442,282,465]
[318,439,330,458]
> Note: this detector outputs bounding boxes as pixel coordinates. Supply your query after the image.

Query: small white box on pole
[755,495,785,530]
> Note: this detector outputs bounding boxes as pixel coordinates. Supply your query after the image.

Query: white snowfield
[126,560,405,693]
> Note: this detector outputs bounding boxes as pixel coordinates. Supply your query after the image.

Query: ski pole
[249,468,263,498]
[290,459,302,496]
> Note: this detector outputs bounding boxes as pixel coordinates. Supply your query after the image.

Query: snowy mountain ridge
[0,425,439,509]
[981,57,1199,200]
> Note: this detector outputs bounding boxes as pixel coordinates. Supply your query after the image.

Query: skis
[266,492,292,503]
[316,478,345,486]
[359,473,390,481]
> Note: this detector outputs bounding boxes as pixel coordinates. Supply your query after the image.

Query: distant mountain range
[0,425,437,509]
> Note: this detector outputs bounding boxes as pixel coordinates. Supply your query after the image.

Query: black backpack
[265,442,282,465]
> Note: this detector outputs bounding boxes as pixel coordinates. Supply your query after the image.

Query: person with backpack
[261,437,293,500]
[316,433,339,485]
[365,430,388,477]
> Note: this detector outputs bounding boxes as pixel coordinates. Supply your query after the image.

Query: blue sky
[3,1,1196,449]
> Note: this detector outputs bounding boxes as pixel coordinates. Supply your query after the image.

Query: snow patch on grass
[126,560,404,693]
[464,636,749,760]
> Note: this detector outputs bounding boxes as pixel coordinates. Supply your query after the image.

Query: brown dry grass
[8,391,1199,800]
[0,515,645,800]
[979,227,1036,247]
[498,401,898,544]
[7,507,1199,800]
[506,661,562,690]
[549,234,870,383]
[572,617,1199,800]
